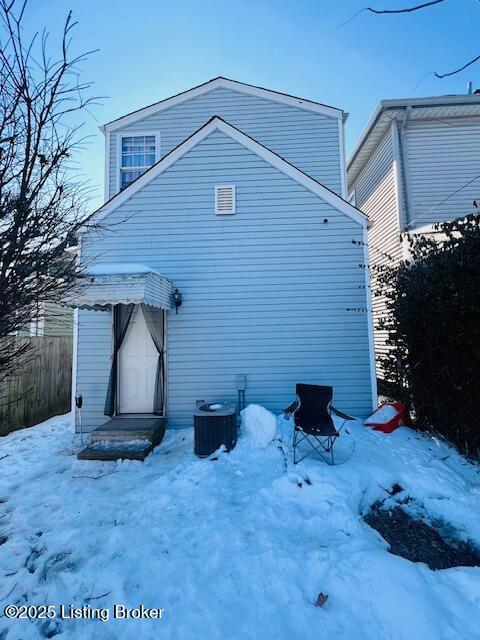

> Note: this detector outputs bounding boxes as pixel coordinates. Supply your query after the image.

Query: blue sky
[24,0,479,208]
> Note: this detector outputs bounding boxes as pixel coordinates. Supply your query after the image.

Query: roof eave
[347,100,386,173]
[347,94,480,183]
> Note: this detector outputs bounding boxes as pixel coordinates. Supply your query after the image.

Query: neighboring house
[15,302,73,337]
[71,77,376,432]
[15,248,76,338]
[24,302,73,337]
[347,92,480,378]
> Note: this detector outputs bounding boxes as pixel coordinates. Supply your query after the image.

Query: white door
[118,306,158,413]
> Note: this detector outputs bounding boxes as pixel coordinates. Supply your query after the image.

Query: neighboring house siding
[108,87,342,199]
[42,302,73,337]
[406,118,480,227]
[78,129,371,430]
[349,129,401,378]
[17,302,73,337]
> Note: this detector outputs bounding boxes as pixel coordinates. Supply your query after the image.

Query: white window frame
[29,302,45,337]
[215,185,236,215]
[116,131,161,193]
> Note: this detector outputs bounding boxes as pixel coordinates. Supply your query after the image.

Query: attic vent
[215,185,236,215]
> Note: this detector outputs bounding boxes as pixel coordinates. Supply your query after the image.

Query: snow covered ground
[0,408,479,640]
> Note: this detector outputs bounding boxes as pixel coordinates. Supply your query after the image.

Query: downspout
[71,234,82,432]
[391,120,406,230]
[362,221,378,410]
[397,106,413,228]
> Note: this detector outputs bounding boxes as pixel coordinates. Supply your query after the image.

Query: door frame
[114,303,168,417]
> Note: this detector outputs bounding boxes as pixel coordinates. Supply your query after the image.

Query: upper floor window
[119,134,158,190]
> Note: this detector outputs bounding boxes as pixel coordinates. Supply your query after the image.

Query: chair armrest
[331,406,355,420]
[282,400,298,418]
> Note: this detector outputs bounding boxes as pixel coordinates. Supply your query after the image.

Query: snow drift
[240,404,277,448]
[1,409,480,640]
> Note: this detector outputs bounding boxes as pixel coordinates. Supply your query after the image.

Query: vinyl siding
[348,129,402,379]
[108,86,341,199]
[76,308,111,430]
[17,302,73,337]
[77,130,372,430]
[42,302,73,337]
[406,118,480,227]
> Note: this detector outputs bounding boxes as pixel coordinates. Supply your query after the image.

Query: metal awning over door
[69,264,173,311]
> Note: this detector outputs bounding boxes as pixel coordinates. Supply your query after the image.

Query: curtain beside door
[105,303,166,416]
[141,304,166,415]
[104,303,134,416]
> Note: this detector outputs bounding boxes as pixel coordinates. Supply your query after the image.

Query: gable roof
[101,77,345,133]
[85,117,367,231]
[347,93,480,186]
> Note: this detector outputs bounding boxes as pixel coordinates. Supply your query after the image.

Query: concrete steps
[77,416,166,461]
[77,440,154,461]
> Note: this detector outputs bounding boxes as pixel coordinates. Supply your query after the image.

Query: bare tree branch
[364,0,446,14]
[0,0,102,381]
[435,53,480,78]
[344,0,480,79]
[339,0,446,26]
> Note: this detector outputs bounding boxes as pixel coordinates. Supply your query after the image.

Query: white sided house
[347,92,480,377]
[72,78,376,433]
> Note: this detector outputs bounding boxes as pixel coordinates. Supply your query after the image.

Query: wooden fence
[0,336,72,436]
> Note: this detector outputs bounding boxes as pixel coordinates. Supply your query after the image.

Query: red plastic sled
[364,402,408,434]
